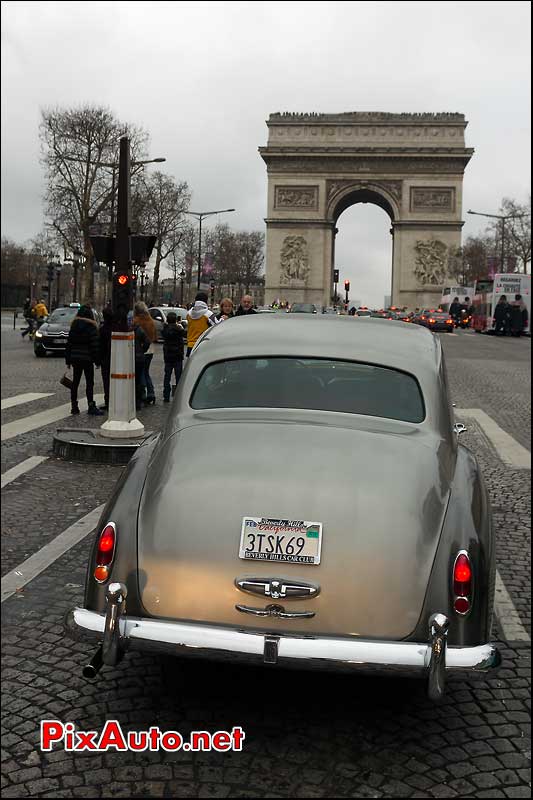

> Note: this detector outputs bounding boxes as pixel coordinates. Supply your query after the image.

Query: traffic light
[47,264,55,283]
[333,269,339,283]
[344,280,350,292]
[112,270,133,325]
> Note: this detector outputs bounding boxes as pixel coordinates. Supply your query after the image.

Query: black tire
[34,347,46,358]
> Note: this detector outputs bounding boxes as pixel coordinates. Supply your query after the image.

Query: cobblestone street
[1,323,531,798]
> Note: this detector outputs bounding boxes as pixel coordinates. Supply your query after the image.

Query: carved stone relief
[266,157,469,175]
[410,187,455,212]
[413,240,449,286]
[279,235,310,284]
[326,180,403,207]
[274,186,319,210]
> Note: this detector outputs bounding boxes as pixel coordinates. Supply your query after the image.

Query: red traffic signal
[117,274,129,285]
[344,280,350,291]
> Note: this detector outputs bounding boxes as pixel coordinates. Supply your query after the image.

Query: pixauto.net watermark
[41,720,245,753]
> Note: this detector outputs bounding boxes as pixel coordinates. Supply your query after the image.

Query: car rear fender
[83,433,160,614]
[409,443,494,647]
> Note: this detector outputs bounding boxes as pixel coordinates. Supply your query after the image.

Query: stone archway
[259,112,473,308]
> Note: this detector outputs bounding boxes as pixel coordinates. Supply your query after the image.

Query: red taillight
[429,318,436,323]
[94,523,116,581]
[446,319,453,324]
[453,551,472,615]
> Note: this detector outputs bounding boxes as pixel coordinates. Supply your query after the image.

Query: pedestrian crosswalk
[1,455,49,488]
[1,392,54,411]
[1,394,104,441]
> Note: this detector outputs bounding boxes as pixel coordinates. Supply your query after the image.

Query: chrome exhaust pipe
[82,646,103,680]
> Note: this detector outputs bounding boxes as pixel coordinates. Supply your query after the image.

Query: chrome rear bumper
[65,593,500,699]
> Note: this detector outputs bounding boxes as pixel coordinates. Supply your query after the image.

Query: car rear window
[190,357,425,423]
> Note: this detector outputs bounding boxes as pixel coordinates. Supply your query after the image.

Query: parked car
[66,315,500,699]
[34,304,101,357]
[148,306,189,341]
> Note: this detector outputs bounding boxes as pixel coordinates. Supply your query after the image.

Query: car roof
[194,314,442,380]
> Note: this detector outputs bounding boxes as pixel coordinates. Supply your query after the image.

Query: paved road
[1,322,530,798]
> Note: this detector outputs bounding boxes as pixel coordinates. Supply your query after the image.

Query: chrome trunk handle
[236,603,315,619]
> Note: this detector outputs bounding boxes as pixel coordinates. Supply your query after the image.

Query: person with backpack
[65,305,103,416]
[133,318,151,410]
[161,311,185,402]
[133,302,158,405]
[186,291,218,356]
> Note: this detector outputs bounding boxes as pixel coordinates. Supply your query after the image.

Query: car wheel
[34,346,46,358]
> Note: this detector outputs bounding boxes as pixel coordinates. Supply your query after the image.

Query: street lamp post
[179,269,186,306]
[186,208,235,292]
[72,249,82,302]
[55,259,62,308]
[139,263,147,300]
[467,209,530,273]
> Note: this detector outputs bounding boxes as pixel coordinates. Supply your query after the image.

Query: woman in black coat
[65,306,102,415]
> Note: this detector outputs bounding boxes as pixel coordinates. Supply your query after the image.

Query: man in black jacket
[235,295,257,315]
[161,312,185,402]
[65,306,103,415]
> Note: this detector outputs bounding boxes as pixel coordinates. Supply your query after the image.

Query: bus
[440,285,475,312]
[471,273,531,334]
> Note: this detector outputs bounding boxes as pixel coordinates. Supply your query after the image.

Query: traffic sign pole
[100,136,144,440]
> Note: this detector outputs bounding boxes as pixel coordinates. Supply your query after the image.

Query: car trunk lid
[138,419,452,639]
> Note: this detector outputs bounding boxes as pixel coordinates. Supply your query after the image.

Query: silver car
[148,306,188,340]
[66,315,500,699]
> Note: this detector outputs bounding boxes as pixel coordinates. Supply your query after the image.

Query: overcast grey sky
[1,0,531,306]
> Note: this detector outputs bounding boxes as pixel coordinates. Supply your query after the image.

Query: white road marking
[455,409,531,469]
[1,394,104,441]
[1,504,105,603]
[1,392,54,410]
[1,456,49,488]
[495,571,531,642]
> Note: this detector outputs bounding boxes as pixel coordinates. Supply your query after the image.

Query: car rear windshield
[291,304,316,313]
[190,358,425,423]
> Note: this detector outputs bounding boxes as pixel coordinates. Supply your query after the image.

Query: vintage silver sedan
[66,315,500,699]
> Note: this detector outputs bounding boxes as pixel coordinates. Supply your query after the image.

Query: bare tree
[448,235,494,286]
[131,171,190,301]
[501,197,531,273]
[236,231,265,292]
[40,104,148,300]
[484,196,531,274]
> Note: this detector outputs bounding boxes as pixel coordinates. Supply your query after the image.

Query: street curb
[53,427,153,464]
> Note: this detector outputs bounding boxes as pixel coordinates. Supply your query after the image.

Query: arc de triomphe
[259,112,473,308]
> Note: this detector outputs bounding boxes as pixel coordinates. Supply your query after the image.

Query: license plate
[239,517,322,565]
[54,338,64,344]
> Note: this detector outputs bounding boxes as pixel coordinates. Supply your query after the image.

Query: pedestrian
[235,295,257,315]
[216,297,235,321]
[133,301,158,405]
[161,311,185,402]
[21,299,37,338]
[133,318,151,410]
[449,296,462,324]
[493,295,510,335]
[34,298,49,322]
[98,305,114,410]
[186,291,218,356]
[65,305,103,416]
[509,294,528,337]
